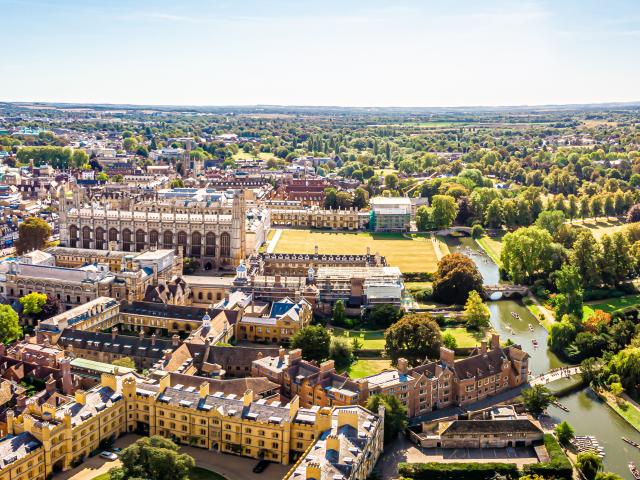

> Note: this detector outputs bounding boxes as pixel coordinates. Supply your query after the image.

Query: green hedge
[398,462,519,480]
[522,434,573,480]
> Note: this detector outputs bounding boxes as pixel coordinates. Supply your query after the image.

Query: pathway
[266,229,282,253]
[431,234,445,260]
[527,292,555,327]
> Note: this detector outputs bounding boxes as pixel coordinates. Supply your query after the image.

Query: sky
[1,0,640,108]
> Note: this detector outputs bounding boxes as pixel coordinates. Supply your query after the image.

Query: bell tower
[230,190,246,264]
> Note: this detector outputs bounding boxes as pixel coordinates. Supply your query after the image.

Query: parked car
[100,451,118,461]
[253,459,270,473]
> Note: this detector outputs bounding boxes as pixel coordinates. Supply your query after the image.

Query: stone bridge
[529,366,582,386]
[484,284,529,298]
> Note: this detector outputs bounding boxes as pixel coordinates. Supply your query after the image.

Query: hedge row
[398,461,519,480]
[522,434,573,480]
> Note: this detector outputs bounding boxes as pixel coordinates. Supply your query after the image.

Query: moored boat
[623,437,640,449]
[629,462,640,480]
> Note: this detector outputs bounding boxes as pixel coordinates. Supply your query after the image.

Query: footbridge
[484,284,529,299]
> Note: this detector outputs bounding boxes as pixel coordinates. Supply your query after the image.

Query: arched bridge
[529,366,582,386]
[484,284,529,298]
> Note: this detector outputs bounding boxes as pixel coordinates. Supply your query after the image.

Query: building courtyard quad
[271,229,446,273]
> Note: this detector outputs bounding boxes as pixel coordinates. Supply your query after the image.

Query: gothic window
[95,227,105,250]
[205,232,216,257]
[69,225,78,248]
[109,228,118,243]
[135,229,146,252]
[221,232,231,258]
[163,231,173,249]
[82,226,92,249]
[122,229,132,252]
[191,231,201,257]
[149,230,159,248]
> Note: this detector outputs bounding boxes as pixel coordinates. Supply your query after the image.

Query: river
[443,235,640,478]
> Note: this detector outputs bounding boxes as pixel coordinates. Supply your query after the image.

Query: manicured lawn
[404,281,432,292]
[272,230,440,272]
[441,326,490,348]
[598,390,640,433]
[93,467,226,480]
[347,359,393,379]
[330,327,386,350]
[583,294,640,320]
[231,150,276,162]
[476,234,504,266]
[572,218,632,239]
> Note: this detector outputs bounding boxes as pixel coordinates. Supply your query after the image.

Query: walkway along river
[443,235,640,479]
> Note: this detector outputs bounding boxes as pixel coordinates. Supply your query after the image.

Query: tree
[553,264,583,319]
[576,452,603,480]
[15,217,52,254]
[415,205,432,231]
[608,347,640,394]
[583,309,611,333]
[384,173,398,190]
[72,149,89,168]
[554,420,575,445]
[535,210,566,238]
[484,199,504,228]
[570,230,602,288]
[628,204,640,223]
[442,332,457,350]
[463,290,490,329]
[471,224,485,239]
[170,178,184,188]
[432,253,484,305]
[353,188,369,209]
[384,314,441,366]
[595,473,623,480]
[329,336,354,370]
[521,384,555,416]
[291,325,331,363]
[332,300,346,325]
[548,316,577,353]
[501,226,555,284]
[112,357,136,370]
[367,303,402,329]
[0,305,22,345]
[109,435,195,480]
[365,394,407,444]
[19,292,47,317]
[96,171,109,182]
[431,195,459,229]
[182,257,200,274]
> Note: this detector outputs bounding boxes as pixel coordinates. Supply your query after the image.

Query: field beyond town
[271,229,446,273]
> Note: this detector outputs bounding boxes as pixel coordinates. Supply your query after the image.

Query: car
[99,451,118,461]
[111,447,122,453]
[253,459,270,473]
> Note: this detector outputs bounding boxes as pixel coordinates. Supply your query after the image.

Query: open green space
[272,230,440,272]
[92,467,226,480]
[572,218,632,239]
[598,390,640,433]
[347,359,393,379]
[231,150,276,162]
[330,327,386,350]
[441,326,490,348]
[476,234,504,266]
[583,294,640,320]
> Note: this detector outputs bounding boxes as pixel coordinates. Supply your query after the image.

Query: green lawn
[441,326,490,348]
[231,150,276,162]
[583,294,640,320]
[93,468,226,480]
[272,230,440,273]
[330,327,386,350]
[346,359,393,379]
[571,218,633,240]
[476,234,504,266]
[598,390,640,433]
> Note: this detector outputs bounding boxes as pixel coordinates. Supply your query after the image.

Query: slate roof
[0,433,41,470]
[57,329,175,359]
[442,419,543,435]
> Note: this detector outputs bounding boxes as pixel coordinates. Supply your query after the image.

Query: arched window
[82,226,92,249]
[198,292,203,300]
[109,228,118,243]
[177,231,188,255]
[149,230,159,248]
[220,232,231,257]
[95,227,105,250]
[207,292,212,301]
[122,229,132,252]
[191,231,201,257]
[135,229,146,252]
[163,231,173,249]
[205,232,216,257]
[69,225,78,248]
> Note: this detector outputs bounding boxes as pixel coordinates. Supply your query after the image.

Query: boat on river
[630,462,640,480]
[532,339,538,348]
[528,323,534,332]
[511,312,520,319]
[623,437,640,449]
[553,401,570,412]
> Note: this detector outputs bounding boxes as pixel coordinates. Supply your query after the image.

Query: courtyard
[270,229,446,273]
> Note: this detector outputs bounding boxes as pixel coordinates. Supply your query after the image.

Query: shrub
[399,462,518,480]
[523,434,572,480]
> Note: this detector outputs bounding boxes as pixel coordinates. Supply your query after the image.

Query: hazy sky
[2,0,640,107]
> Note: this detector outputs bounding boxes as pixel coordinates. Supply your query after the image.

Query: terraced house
[0,369,384,479]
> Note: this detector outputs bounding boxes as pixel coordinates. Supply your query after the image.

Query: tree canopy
[15,217,52,255]
[291,325,331,363]
[384,313,441,367]
[432,253,484,305]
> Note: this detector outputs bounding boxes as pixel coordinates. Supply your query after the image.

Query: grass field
[583,294,640,319]
[331,327,385,350]
[597,389,640,433]
[571,218,632,239]
[272,230,440,272]
[476,234,504,266]
[441,326,490,348]
[231,150,276,162]
[346,359,393,379]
